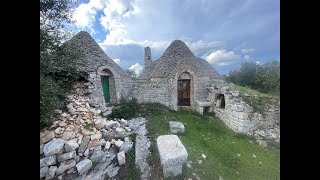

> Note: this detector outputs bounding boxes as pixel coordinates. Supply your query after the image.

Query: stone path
[128,118,152,180]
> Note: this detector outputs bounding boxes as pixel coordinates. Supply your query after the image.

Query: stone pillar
[144,47,152,68]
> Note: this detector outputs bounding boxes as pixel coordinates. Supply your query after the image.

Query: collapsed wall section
[207,85,280,135]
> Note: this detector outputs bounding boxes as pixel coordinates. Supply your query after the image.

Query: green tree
[40,0,82,130]
[227,60,280,94]
[126,69,137,79]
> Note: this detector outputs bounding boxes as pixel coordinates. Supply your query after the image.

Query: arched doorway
[100,69,111,103]
[177,72,192,106]
[97,68,117,104]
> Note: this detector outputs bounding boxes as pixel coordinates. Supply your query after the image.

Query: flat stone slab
[169,121,185,134]
[157,135,188,169]
[197,101,212,107]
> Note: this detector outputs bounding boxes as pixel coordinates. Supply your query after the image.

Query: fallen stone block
[169,121,185,134]
[157,135,188,178]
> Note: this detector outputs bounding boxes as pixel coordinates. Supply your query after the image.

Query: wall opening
[99,68,115,104]
[177,79,191,106]
[177,72,192,106]
[216,94,225,109]
[203,106,210,114]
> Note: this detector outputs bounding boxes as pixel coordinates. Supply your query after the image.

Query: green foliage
[40,0,82,130]
[232,85,280,114]
[147,108,280,180]
[40,75,62,130]
[227,60,280,94]
[110,98,142,119]
[110,98,171,119]
[125,69,138,80]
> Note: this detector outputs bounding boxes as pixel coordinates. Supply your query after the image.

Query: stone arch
[97,66,117,104]
[173,67,196,109]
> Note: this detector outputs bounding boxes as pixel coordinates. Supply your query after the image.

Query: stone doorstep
[197,101,212,107]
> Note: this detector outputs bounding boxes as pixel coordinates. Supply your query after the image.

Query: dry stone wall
[207,85,280,135]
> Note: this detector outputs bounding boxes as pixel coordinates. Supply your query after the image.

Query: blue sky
[69,0,280,75]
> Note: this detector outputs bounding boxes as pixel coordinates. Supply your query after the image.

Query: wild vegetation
[115,101,280,179]
[226,60,280,95]
[40,0,82,130]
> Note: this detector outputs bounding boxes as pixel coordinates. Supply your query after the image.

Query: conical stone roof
[63,31,129,77]
[139,40,223,79]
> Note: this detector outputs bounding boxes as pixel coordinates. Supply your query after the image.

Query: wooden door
[100,75,110,103]
[177,79,190,106]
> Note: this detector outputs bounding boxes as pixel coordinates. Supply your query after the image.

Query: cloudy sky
[69,0,280,75]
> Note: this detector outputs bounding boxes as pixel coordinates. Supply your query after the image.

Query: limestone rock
[257,140,268,148]
[115,127,125,133]
[77,107,88,112]
[57,151,76,162]
[157,135,188,167]
[114,140,124,148]
[43,138,65,157]
[119,119,128,126]
[169,121,185,134]
[65,125,76,132]
[45,166,57,180]
[64,139,79,152]
[84,149,90,157]
[78,136,90,153]
[99,139,106,147]
[62,131,76,141]
[41,131,55,144]
[56,159,76,175]
[104,141,111,150]
[117,151,126,165]
[40,144,44,155]
[40,155,57,168]
[94,118,106,130]
[119,141,133,153]
[91,133,102,141]
[105,120,118,129]
[76,159,93,175]
[40,166,49,178]
[90,149,104,162]
[88,139,100,148]
[54,127,64,135]
[59,122,67,127]
[124,127,131,132]
[106,163,120,178]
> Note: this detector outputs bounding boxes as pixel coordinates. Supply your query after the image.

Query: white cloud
[72,0,105,31]
[243,55,251,61]
[205,50,241,66]
[113,58,121,65]
[241,48,254,54]
[129,63,143,75]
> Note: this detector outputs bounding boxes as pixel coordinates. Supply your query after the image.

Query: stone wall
[129,70,211,111]
[207,86,280,135]
[86,66,133,112]
[129,79,172,107]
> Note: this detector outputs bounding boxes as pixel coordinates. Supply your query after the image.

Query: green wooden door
[101,75,110,103]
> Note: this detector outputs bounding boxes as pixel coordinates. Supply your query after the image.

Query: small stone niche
[216,94,225,109]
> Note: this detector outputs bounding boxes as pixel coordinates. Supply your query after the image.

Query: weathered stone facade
[206,84,280,135]
[65,31,279,135]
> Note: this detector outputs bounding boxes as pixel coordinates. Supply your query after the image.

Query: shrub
[110,98,141,119]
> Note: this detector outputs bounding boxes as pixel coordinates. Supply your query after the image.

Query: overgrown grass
[147,106,280,180]
[110,100,279,179]
[232,84,280,113]
[122,135,140,180]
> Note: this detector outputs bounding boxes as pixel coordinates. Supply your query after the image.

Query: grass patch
[232,84,280,114]
[147,106,280,180]
[83,122,94,130]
